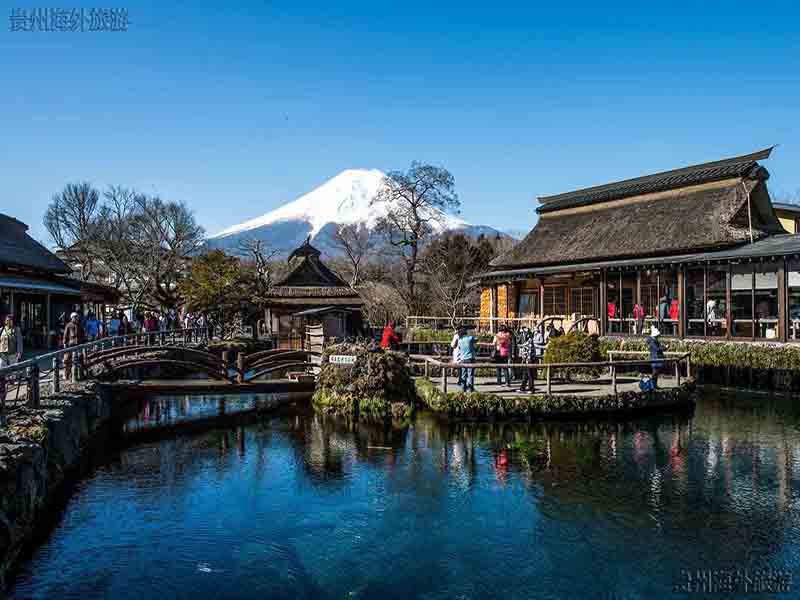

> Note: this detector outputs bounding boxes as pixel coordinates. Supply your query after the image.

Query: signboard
[329,354,357,366]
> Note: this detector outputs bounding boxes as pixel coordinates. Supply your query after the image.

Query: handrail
[0,327,214,378]
[410,352,691,395]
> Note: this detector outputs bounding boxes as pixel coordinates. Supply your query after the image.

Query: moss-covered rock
[312,342,416,422]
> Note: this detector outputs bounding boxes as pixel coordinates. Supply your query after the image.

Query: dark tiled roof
[0,214,70,274]
[773,202,800,214]
[537,147,774,214]
[491,179,784,269]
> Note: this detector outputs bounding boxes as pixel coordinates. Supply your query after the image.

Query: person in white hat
[645,325,665,388]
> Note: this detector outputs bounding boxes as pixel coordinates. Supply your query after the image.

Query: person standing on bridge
[62,312,83,381]
[0,315,23,368]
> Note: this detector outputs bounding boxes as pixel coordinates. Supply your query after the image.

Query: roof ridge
[538,147,775,206]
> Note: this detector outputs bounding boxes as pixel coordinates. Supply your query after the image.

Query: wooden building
[479,147,800,342]
[0,214,119,349]
[265,239,364,346]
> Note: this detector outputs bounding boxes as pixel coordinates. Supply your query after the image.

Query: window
[543,286,566,316]
[621,273,637,334]
[686,268,705,336]
[706,266,728,338]
[570,287,596,317]
[640,271,659,319]
[731,265,753,339]
[755,264,778,339]
[607,273,622,333]
[518,292,539,317]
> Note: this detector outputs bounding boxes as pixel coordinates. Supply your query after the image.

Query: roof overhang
[479,234,800,283]
[0,275,81,295]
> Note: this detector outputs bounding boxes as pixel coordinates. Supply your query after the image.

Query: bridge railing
[0,327,215,423]
[410,353,691,395]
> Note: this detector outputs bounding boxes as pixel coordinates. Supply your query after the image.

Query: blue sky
[2,1,799,243]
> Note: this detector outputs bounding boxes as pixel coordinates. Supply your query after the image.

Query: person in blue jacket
[644,326,665,389]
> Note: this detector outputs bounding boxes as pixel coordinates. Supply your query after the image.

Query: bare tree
[420,234,492,328]
[371,162,459,314]
[331,223,374,288]
[43,182,101,280]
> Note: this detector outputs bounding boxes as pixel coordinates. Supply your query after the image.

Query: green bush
[543,332,602,380]
[407,327,493,343]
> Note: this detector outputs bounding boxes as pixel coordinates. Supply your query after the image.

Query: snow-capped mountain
[206,169,513,256]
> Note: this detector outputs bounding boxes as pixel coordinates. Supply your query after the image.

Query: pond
[9,389,800,598]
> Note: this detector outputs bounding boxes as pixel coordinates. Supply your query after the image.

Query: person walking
[380,322,400,350]
[0,315,23,368]
[492,325,512,387]
[645,327,665,389]
[457,326,476,392]
[517,326,536,392]
[450,328,463,387]
[62,312,83,381]
[85,312,100,342]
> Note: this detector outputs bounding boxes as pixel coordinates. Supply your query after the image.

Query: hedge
[415,377,697,421]
[598,337,800,370]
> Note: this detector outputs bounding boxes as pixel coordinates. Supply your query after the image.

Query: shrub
[543,332,602,380]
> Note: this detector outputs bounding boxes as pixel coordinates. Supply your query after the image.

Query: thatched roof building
[478,148,800,343]
[492,148,782,270]
[265,239,364,344]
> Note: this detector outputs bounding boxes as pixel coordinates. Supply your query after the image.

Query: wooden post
[236,352,245,384]
[676,359,682,386]
[222,350,230,373]
[778,259,788,342]
[611,364,617,394]
[27,364,40,408]
[677,267,686,339]
[424,359,430,378]
[73,351,82,382]
[546,365,551,394]
[599,269,607,336]
[52,356,60,394]
[441,365,448,393]
[686,354,691,379]
[608,351,614,376]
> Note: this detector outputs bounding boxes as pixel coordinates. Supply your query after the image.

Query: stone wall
[0,383,113,590]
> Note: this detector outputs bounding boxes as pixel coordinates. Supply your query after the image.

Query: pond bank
[415,377,698,421]
[0,382,114,590]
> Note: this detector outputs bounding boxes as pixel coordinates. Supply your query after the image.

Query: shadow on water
[8,386,800,599]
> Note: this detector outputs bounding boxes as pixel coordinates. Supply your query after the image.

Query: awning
[0,275,81,295]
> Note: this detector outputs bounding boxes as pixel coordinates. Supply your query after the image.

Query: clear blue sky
[2,0,799,244]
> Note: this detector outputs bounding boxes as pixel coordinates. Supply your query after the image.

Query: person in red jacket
[380,322,400,350]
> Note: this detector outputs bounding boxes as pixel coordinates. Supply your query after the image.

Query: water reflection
[10,390,800,599]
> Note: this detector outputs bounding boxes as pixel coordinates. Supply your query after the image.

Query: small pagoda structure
[265,238,364,346]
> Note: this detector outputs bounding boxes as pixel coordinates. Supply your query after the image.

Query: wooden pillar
[599,269,607,336]
[702,266,708,338]
[45,293,52,348]
[27,364,40,409]
[236,352,245,384]
[677,267,685,339]
[539,281,545,318]
[52,356,60,394]
[726,264,732,340]
[490,284,497,333]
[779,258,788,342]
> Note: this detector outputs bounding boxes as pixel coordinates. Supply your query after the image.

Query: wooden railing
[411,353,691,395]
[0,327,215,423]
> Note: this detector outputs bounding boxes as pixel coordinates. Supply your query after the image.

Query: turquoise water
[9,391,800,599]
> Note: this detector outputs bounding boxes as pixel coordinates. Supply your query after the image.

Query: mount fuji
[206,169,514,257]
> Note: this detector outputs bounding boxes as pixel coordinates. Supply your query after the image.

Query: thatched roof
[491,149,783,270]
[0,214,70,274]
[268,239,363,304]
